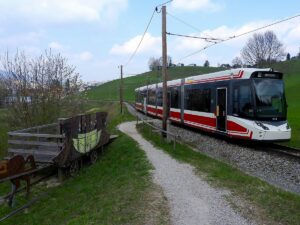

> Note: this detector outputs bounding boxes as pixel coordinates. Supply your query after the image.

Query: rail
[129,103,300,160]
[136,115,180,150]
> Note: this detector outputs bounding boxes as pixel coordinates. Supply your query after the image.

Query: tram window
[171,87,180,108]
[233,88,239,115]
[233,84,254,117]
[148,89,156,105]
[185,87,211,112]
[157,88,163,106]
[140,91,145,103]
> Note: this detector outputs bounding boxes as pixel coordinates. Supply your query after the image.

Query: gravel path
[125,103,300,194]
[119,121,254,225]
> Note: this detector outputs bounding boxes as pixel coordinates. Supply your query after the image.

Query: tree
[0,78,7,107]
[0,50,83,127]
[148,55,172,71]
[159,55,172,67]
[241,30,285,67]
[203,60,210,67]
[148,57,161,71]
[286,53,291,61]
[232,57,243,68]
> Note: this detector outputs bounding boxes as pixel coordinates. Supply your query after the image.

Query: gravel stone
[154,119,300,194]
[119,121,255,225]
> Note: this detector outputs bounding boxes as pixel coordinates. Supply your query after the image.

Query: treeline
[0,50,85,128]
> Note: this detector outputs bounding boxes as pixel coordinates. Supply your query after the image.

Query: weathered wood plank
[8,140,64,147]
[11,123,58,133]
[8,148,60,156]
[8,132,65,139]
[0,166,50,183]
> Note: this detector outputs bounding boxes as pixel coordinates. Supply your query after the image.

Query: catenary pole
[120,65,123,114]
[162,5,168,137]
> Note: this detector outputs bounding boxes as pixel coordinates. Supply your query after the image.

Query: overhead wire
[176,13,300,62]
[156,0,173,9]
[123,9,156,67]
[123,0,173,68]
[166,11,217,40]
[166,32,223,43]
[167,11,202,32]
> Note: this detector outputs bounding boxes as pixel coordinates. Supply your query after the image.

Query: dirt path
[119,121,255,225]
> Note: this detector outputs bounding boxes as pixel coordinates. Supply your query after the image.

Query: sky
[0,0,299,82]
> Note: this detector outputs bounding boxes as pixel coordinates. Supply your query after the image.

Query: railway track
[260,143,300,160]
[126,102,300,161]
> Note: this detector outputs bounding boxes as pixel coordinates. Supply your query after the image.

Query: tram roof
[135,68,273,91]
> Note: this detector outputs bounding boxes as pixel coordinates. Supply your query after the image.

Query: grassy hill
[89,61,300,147]
[273,60,300,147]
[86,66,223,102]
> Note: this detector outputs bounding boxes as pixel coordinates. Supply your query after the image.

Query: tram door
[216,88,227,131]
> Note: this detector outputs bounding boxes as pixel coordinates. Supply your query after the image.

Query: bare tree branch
[241,30,285,67]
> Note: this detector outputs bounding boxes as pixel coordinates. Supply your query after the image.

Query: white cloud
[0,0,128,24]
[48,41,64,50]
[0,31,44,48]
[171,0,222,12]
[110,33,161,55]
[171,17,300,64]
[79,51,94,61]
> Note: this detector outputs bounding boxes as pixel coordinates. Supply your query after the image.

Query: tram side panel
[135,77,290,141]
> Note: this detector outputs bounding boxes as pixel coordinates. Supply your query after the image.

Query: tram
[135,68,291,141]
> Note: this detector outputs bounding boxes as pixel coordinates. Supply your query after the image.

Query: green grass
[137,123,300,225]
[85,66,223,102]
[272,59,300,75]
[282,74,300,148]
[0,103,170,225]
[272,59,300,147]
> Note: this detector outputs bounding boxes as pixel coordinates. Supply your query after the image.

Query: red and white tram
[135,68,291,141]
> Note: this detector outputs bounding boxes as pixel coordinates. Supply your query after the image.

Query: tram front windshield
[252,79,287,120]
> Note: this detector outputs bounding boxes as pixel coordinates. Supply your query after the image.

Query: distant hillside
[85,66,223,102]
[85,59,300,148]
[271,59,300,75]
[85,60,300,102]
[274,59,300,147]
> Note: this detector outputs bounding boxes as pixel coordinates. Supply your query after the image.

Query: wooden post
[162,5,168,137]
[119,65,124,114]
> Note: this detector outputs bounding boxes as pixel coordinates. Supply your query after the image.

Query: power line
[167,12,202,32]
[156,0,173,9]
[123,1,173,68]
[166,32,223,43]
[167,12,216,40]
[177,13,300,62]
[123,9,156,67]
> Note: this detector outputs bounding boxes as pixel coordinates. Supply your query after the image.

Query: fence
[136,115,180,150]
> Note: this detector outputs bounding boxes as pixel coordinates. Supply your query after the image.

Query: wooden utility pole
[162,5,168,137]
[119,65,123,114]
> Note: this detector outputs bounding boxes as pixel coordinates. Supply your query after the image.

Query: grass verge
[282,73,300,148]
[137,123,300,225]
[0,103,170,225]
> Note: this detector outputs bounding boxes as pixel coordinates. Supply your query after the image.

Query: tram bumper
[253,121,291,141]
[262,129,291,141]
